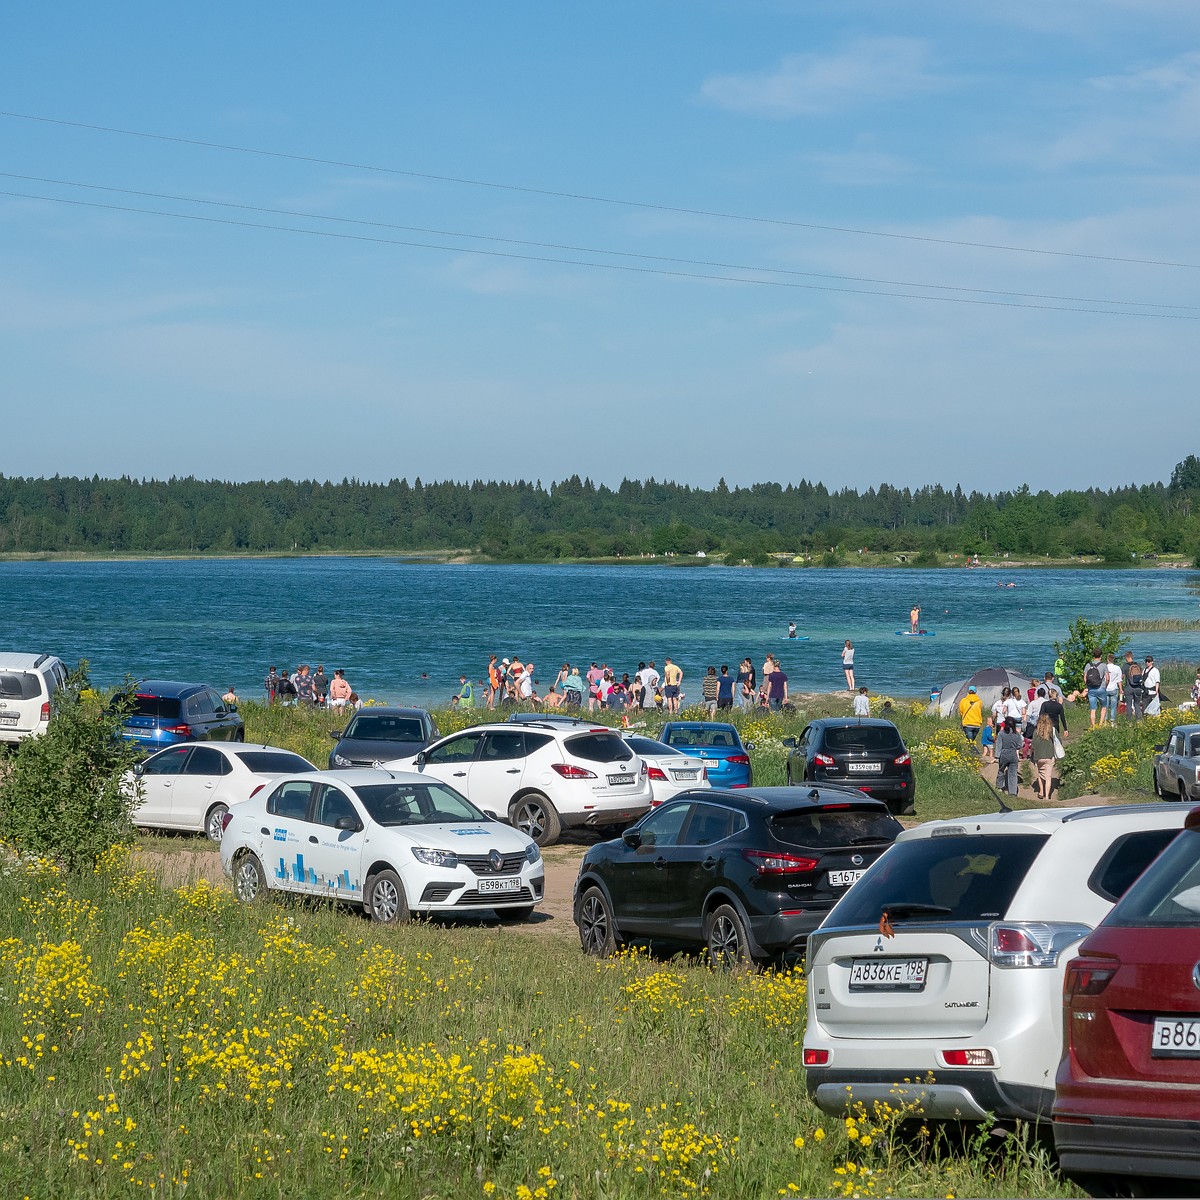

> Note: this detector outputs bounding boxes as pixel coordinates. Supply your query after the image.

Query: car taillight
[814,754,835,767]
[988,922,1092,968]
[742,850,819,875]
[727,754,750,765]
[40,701,50,721]
[803,1049,829,1066]
[893,753,911,766]
[164,723,193,738]
[220,811,234,833]
[1064,961,1117,1001]
[942,1049,995,1067]
[551,763,597,779]
[647,766,668,781]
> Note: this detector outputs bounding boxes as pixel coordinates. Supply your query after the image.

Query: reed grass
[1116,617,1200,632]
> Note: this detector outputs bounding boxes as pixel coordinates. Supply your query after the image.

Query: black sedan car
[573,786,903,965]
[784,718,915,815]
[327,706,439,769]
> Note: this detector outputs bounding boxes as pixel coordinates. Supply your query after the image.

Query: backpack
[1084,661,1103,689]
[1127,662,1143,690]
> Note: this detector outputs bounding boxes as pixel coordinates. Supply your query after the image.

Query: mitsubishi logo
[873,937,885,952]
[488,849,503,873]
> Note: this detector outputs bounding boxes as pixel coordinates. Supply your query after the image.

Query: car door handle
[308,835,318,844]
[453,770,467,777]
[260,827,270,836]
[654,855,667,870]
[506,768,520,774]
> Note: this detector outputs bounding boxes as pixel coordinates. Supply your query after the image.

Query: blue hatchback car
[117,681,244,750]
[658,722,753,788]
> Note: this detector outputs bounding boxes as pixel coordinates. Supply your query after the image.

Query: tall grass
[0,854,1074,1199]
[1116,617,1200,632]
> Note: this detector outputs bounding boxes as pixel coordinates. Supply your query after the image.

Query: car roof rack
[1062,802,1198,823]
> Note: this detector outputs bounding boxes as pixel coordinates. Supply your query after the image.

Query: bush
[1053,616,1128,692]
[0,663,142,872]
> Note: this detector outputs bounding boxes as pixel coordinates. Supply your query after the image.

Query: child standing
[980,716,996,763]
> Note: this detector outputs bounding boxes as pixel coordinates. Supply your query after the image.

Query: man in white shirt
[853,687,870,716]
[1102,654,1123,725]
[637,661,660,708]
[1143,655,1162,715]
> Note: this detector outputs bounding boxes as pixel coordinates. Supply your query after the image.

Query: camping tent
[930,667,1040,719]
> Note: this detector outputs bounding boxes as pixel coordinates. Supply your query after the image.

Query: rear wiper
[880,902,953,917]
[849,836,892,845]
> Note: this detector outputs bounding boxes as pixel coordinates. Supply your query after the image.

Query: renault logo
[488,849,504,873]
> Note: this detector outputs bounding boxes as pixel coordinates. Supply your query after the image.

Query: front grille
[457,887,534,906]
[458,853,526,876]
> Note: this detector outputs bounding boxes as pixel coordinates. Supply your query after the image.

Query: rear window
[344,715,426,741]
[827,834,1050,926]
[822,725,904,752]
[665,727,739,748]
[1104,828,1199,927]
[772,808,902,850]
[0,673,40,701]
[565,732,632,764]
[1088,829,1181,903]
[127,695,182,720]
[624,736,683,757]
[236,751,316,775]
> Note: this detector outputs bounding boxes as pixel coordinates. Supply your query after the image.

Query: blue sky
[3,1,1198,493]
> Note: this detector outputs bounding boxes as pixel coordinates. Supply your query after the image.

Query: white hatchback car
[0,652,67,744]
[803,803,1194,1124]
[220,768,543,922]
[621,734,712,805]
[126,742,318,840]
[386,722,653,846]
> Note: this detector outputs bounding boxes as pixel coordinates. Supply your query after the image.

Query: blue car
[117,680,244,750]
[658,721,753,788]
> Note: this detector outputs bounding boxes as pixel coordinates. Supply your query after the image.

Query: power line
[4,171,1194,313]
[4,187,1197,320]
[4,108,1199,271]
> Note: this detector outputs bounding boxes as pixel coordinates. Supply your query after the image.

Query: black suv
[573,786,903,965]
[784,718,915,815]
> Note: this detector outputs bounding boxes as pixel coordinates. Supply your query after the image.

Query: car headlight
[332,754,352,767]
[411,847,459,868]
[525,843,541,865]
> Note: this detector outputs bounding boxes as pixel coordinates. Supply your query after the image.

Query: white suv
[0,653,68,744]
[386,722,652,846]
[803,804,1194,1124]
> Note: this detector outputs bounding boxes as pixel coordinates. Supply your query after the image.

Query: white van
[0,653,68,744]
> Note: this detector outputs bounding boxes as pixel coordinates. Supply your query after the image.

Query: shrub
[1053,616,1127,692]
[0,663,142,872]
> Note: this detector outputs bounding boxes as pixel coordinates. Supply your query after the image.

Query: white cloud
[699,37,945,118]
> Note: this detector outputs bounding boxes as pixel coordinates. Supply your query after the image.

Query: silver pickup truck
[1152,723,1200,802]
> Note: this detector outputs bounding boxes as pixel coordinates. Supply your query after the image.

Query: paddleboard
[781,636,810,641]
[896,630,936,637]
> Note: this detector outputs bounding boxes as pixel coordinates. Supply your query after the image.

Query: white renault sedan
[126,742,318,841]
[220,768,544,923]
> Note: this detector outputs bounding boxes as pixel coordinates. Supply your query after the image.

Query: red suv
[1053,806,1200,1196]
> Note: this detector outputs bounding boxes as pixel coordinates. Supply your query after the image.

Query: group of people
[1074,650,1163,726]
[263,664,359,709]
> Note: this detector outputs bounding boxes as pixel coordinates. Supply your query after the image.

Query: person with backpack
[1084,652,1106,727]
[1123,651,1144,721]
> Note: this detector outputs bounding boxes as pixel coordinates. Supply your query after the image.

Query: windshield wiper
[849,836,892,845]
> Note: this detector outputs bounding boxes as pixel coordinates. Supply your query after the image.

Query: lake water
[2,558,1198,704]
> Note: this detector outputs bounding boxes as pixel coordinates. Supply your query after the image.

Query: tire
[1179,784,1188,804]
[577,886,618,957]
[785,762,794,785]
[1153,770,1162,797]
[365,869,411,924]
[233,852,268,904]
[511,793,562,847]
[705,902,754,970]
[494,905,536,923]
[205,802,229,842]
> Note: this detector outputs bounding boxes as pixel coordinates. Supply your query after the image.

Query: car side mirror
[622,829,642,849]
[1153,745,1165,753]
[745,741,755,750]
[782,737,797,748]
[132,763,144,777]
[415,751,426,769]
[329,729,343,739]
[335,815,363,832]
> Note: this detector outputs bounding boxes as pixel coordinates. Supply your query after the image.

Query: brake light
[1064,961,1117,1000]
[803,1049,829,1066]
[742,850,819,875]
[814,754,835,767]
[164,724,193,738]
[727,754,750,765]
[988,922,1092,968]
[942,1049,995,1067]
[220,810,234,833]
[648,766,668,781]
[40,701,50,721]
[551,763,597,779]
[893,753,911,766]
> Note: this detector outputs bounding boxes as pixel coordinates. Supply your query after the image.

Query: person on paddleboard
[910,603,921,634]
[788,621,797,639]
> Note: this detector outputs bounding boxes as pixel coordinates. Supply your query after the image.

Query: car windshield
[1104,828,1197,927]
[565,732,632,764]
[772,808,903,849]
[665,727,739,749]
[822,726,904,752]
[353,782,487,826]
[624,736,682,757]
[826,834,1050,926]
[343,714,426,742]
[235,751,315,774]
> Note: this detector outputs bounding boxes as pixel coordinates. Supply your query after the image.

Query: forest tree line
[2,456,1199,564]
